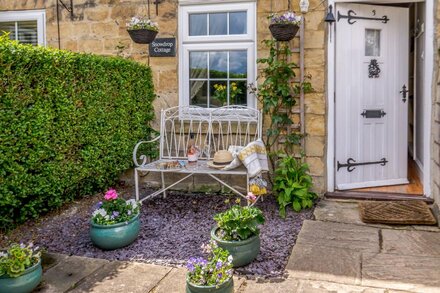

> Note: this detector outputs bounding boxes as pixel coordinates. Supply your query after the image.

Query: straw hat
[207,150,233,169]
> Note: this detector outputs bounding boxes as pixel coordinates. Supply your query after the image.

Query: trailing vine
[251,39,313,171]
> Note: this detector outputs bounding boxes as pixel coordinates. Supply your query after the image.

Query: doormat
[359,201,437,225]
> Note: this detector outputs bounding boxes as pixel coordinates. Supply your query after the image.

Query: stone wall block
[86,7,110,22]
[306,157,325,176]
[305,136,325,157]
[91,22,119,38]
[305,93,326,115]
[305,114,326,136]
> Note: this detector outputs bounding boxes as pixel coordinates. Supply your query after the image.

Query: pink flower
[246,192,257,203]
[104,189,118,200]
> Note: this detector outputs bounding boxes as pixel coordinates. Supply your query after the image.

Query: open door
[335,4,409,190]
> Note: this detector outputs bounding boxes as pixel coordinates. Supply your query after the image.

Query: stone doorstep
[286,243,362,286]
[296,220,380,253]
[362,253,440,293]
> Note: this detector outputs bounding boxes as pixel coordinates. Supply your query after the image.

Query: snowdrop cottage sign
[149,38,176,57]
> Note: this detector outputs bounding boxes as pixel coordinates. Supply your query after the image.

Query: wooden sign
[149,38,176,57]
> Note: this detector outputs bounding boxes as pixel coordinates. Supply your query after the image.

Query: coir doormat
[359,200,437,225]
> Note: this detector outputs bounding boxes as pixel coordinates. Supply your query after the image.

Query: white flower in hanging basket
[126,16,159,44]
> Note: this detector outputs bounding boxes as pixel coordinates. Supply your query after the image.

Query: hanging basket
[269,23,300,42]
[127,29,158,44]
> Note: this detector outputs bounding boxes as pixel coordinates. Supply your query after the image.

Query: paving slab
[314,200,364,225]
[362,252,440,292]
[37,255,108,293]
[70,261,172,293]
[382,229,440,257]
[297,280,387,293]
[296,220,380,253]
[41,252,69,272]
[286,244,362,285]
[238,278,300,293]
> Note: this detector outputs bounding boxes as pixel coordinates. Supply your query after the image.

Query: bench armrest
[133,136,161,167]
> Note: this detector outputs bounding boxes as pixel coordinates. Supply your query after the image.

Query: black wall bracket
[57,0,74,21]
[337,157,388,172]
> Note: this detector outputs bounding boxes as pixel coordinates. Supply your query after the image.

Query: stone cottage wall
[1,0,327,194]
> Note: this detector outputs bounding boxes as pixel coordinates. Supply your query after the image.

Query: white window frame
[178,2,257,111]
[0,10,46,46]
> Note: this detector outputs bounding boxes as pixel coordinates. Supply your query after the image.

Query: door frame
[326,0,434,196]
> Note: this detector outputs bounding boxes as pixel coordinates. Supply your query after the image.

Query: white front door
[335,4,409,190]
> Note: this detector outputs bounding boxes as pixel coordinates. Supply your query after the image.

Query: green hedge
[0,36,156,229]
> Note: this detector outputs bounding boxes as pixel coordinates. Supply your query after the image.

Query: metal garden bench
[132,106,262,203]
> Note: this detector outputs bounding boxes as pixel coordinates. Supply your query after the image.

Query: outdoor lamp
[299,0,310,13]
[325,5,336,23]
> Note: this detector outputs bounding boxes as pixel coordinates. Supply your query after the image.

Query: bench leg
[135,168,139,202]
[161,172,167,198]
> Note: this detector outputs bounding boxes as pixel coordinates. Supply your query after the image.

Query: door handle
[399,85,409,103]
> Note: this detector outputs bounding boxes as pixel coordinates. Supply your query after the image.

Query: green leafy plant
[0,243,41,278]
[213,202,265,241]
[0,36,156,230]
[273,155,317,217]
[91,189,140,225]
[186,241,233,287]
[253,40,313,171]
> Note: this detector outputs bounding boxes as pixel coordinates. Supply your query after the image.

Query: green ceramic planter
[210,227,260,267]
[90,213,140,250]
[186,275,233,293]
[0,259,42,293]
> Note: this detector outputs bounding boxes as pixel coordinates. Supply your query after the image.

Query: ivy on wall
[0,36,156,229]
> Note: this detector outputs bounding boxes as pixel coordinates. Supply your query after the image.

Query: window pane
[190,80,208,107]
[365,29,380,57]
[229,12,247,34]
[0,22,17,40]
[17,21,38,45]
[190,52,208,78]
[189,14,207,36]
[209,51,227,78]
[229,51,247,78]
[209,13,227,35]
[210,80,228,107]
[229,81,247,105]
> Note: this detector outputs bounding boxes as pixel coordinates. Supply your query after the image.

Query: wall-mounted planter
[127,29,158,44]
[269,23,299,42]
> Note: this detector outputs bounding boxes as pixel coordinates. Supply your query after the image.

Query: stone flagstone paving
[33,199,440,293]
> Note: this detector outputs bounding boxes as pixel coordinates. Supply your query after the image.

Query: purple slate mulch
[3,189,314,279]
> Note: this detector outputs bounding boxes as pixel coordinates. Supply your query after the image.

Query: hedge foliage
[0,36,156,229]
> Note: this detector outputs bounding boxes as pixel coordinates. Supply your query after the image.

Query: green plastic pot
[0,259,42,293]
[90,213,140,250]
[210,227,260,267]
[186,274,233,293]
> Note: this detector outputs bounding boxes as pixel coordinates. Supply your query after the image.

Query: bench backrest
[160,106,262,160]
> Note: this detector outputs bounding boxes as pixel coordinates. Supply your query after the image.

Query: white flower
[92,208,107,218]
[126,199,138,209]
[227,255,233,263]
[0,252,7,258]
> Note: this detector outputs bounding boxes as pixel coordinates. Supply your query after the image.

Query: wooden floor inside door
[352,159,423,195]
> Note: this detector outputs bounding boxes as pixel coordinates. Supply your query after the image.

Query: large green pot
[0,259,42,293]
[210,227,260,267]
[90,213,140,250]
[186,275,233,293]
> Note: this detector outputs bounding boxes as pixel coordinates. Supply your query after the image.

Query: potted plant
[90,189,141,250]
[126,16,159,44]
[0,243,42,293]
[211,195,265,267]
[186,241,234,293]
[268,11,302,42]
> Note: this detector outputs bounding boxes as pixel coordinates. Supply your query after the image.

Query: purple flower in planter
[186,262,195,272]
[216,260,223,270]
[112,211,119,218]
[127,210,132,216]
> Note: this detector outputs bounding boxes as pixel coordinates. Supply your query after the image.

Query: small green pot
[186,275,233,293]
[0,259,42,293]
[210,227,260,267]
[90,213,140,250]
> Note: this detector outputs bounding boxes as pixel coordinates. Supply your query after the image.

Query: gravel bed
[1,188,314,279]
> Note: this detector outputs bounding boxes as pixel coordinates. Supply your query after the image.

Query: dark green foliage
[0,36,156,229]
[213,205,265,241]
[273,155,317,217]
